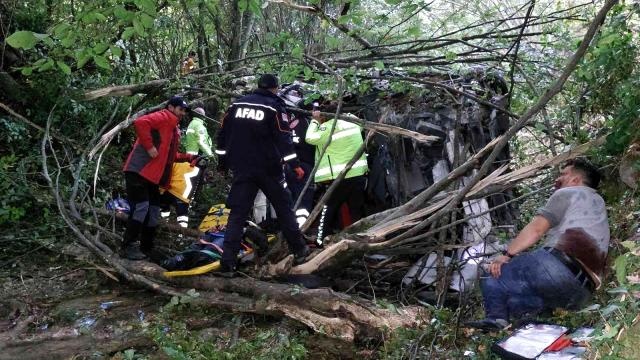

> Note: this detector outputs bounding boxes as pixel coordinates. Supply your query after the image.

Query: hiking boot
[464,318,510,332]
[140,226,156,253]
[293,245,311,265]
[217,262,236,278]
[123,244,147,261]
[218,270,236,279]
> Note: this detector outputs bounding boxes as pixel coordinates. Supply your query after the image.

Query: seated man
[467,159,609,330]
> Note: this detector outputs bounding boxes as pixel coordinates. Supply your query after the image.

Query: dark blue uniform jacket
[216,89,300,176]
[288,110,315,166]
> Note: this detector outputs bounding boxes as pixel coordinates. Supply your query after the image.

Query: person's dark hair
[563,158,601,189]
[188,51,196,57]
[258,74,279,89]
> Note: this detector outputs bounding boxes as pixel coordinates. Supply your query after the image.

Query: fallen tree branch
[0,101,76,146]
[88,103,164,160]
[84,79,170,100]
[378,0,617,227]
[125,260,425,342]
[289,107,439,144]
[290,135,608,274]
[44,96,427,343]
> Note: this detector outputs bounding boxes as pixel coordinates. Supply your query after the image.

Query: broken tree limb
[386,0,617,245]
[41,109,184,298]
[289,107,439,143]
[44,100,426,343]
[0,101,76,146]
[124,260,426,342]
[293,77,346,211]
[84,79,170,100]
[378,0,616,227]
[291,136,610,274]
[301,133,372,233]
[88,103,164,159]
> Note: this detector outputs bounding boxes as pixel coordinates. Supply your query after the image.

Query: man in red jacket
[122,96,196,260]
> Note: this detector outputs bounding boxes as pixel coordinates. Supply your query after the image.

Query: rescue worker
[180,51,197,75]
[279,83,315,228]
[216,74,310,276]
[305,104,368,247]
[122,96,199,260]
[160,107,212,229]
[184,107,213,157]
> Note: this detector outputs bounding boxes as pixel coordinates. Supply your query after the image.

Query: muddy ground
[0,257,369,360]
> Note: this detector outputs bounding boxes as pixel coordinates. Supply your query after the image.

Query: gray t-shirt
[537,186,609,274]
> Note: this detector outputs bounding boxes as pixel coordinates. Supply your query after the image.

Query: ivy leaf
[133,19,145,36]
[61,34,77,48]
[37,59,55,72]
[75,50,91,69]
[114,6,131,20]
[53,23,71,38]
[57,61,72,75]
[6,31,39,50]
[75,50,92,68]
[93,55,111,70]
[135,0,156,14]
[614,254,628,285]
[110,45,123,58]
[291,45,303,60]
[93,43,109,55]
[21,67,33,76]
[93,12,107,22]
[33,58,47,66]
[139,13,154,28]
[303,66,313,80]
[122,27,136,40]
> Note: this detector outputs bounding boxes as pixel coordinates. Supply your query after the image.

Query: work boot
[123,219,143,245]
[293,245,311,265]
[140,226,156,253]
[217,262,236,278]
[123,243,147,261]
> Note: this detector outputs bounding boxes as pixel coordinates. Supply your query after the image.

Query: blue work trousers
[480,249,591,321]
[222,173,305,269]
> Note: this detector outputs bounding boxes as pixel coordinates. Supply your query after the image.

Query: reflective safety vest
[305,118,368,183]
[184,117,213,157]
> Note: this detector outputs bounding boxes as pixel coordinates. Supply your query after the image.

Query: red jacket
[123,109,192,186]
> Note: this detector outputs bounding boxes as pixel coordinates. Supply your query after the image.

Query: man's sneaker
[464,318,510,332]
[123,244,147,261]
[293,246,311,265]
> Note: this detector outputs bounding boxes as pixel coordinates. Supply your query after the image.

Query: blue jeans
[480,249,591,320]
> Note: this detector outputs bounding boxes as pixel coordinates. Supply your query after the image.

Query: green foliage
[575,4,640,155]
[151,300,309,360]
[6,0,161,75]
